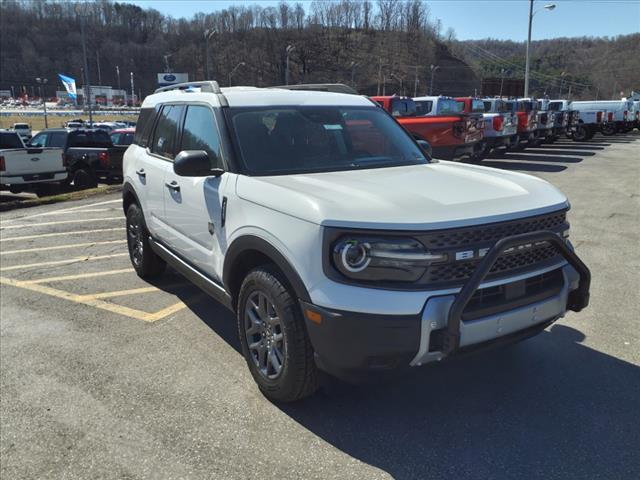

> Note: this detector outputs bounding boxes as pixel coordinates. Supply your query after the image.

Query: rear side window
[180,105,223,168]
[133,108,155,147]
[48,132,67,148]
[0,132,23,149]
[111,132,134,146]
[415,101,433,115]
[68,131,112,148]
[29,132,48,147]
[151,105,184,159]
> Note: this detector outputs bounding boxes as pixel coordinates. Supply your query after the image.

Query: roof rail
[155,80,221,94]
[270,83,359,95]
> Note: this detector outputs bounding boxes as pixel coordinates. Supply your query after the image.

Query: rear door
[163,103,228,281]
[138,104,184,240]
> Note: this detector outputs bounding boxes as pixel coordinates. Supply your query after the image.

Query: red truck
[505,99,539,150]
[371,95,483,160]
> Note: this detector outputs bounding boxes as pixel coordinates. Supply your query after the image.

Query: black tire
[572,126,589,142]
[34,183,60,197]
[601,124,617,136]
[237,265,318,402]
[126,203,166,278]
[72,168,97,190]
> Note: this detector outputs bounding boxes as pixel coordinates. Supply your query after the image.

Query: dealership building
[56,85,132,106]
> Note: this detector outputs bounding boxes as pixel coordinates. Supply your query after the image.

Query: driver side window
[29,132,48,147]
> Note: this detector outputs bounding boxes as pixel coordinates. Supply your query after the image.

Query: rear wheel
[72,168,97,190]
[126,203,166,278]
[601,124,617,136]
[572,125,589,142]
[237,266,318,402]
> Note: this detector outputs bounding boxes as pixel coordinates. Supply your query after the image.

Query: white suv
[123,81,591,402]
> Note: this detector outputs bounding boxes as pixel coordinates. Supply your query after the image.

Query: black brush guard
[442,231,591,355]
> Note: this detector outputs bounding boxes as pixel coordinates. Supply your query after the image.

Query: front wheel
[126,203,166,278]
[237,266,318,402]
[601,124,617,136]
[572,126,589,142]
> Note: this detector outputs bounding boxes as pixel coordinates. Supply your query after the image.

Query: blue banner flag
[58,73,77,99]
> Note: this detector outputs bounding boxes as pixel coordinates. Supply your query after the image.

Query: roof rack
[155,80,221,94]
[270,83,359,95]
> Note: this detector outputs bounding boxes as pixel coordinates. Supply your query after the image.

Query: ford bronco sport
[123,81,590,402]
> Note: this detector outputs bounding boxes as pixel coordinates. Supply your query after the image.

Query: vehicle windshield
[437,99,463,114]
[0,132,24,149]
[484,100,509,113]
[471,99,485,112]
[227,106,429,176]
[13,124,29,129]
[548,102,563,112]
[110,132,134,146]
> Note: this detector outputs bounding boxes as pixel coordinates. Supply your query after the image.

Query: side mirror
[173,150,223,177]
[416,139,432,158]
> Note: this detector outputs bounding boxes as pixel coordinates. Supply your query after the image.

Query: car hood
[236,162,569,230]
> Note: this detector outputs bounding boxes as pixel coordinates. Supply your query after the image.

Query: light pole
[229,62,246,87]
[524,1,556,97]
[285,44,295,85]
[116,65,121,90]
[499,68,506,97]
[35,77,49,128]
[204,29,216,79]
[413,66,419,97]
[429,64,440,95]
[163,54,173,73]
[130,72,135,107]
[79,12,93,123]
[350,61,359,87]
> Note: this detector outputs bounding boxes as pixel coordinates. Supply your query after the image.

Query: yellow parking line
[0,276,185,322]
[80,285,180,300]
[25,268,134,284]
[0,253,129,272]
[0,240,126,256]
[1,217,122,230]
[1,227,124,242]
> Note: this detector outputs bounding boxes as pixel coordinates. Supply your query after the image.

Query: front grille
[421,211,566,249]
[417,210,568,286]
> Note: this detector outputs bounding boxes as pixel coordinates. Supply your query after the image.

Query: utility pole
[130,72,135,107]
[80,13,93,123]
[413,66,419,97]
[350,62,359,88]
[35,77,49,128]
[96,50,102,85]
[429,64,440,95]
[499,68,506,97]
[116,65,121,90]
[205,29,216,79]
[285,45,295,85]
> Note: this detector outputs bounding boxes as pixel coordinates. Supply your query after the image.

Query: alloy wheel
[244,291,286,379]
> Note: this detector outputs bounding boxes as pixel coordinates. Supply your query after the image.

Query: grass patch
[0,184,122,212]
[0,113,138,131]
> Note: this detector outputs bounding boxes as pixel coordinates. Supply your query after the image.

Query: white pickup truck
[572,100,635,135]
[0,130,67,196]
[558,101,605,141]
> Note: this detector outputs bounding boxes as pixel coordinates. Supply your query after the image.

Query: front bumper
[303,231,590,381]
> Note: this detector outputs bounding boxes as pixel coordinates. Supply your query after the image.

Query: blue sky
[124,0,640,41]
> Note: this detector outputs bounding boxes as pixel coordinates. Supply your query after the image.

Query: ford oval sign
[163,74,176,82]
[157,72,188,87]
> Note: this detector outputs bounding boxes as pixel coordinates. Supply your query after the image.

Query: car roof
[111,128,135,133]
[143,85,374,109]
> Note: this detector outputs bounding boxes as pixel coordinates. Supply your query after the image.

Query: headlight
[331,236,447,283]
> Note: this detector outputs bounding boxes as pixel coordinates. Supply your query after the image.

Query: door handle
[165,180,180,192]
[135,168,146,177]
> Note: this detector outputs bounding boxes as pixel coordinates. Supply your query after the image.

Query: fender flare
[223,235,311,303]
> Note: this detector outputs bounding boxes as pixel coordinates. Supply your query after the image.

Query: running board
[149,238,234,311]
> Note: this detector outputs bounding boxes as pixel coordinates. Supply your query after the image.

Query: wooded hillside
[1,0,636,100]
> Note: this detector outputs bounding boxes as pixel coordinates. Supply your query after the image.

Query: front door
[163,104,228,282]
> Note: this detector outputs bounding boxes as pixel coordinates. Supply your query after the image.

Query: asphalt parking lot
[1,132,639,479]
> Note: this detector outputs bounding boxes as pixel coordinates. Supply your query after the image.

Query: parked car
[571,100,633,135]
[525,98,557,144]
[547,99,579,139]
[110,127,135,147]
[566,103,606,141]
[0,130,66,196]
[504,100,538,150]
[11,122,32,141]
[65,121,84,129]
[372,95,483,160]
[28,128,124,188]
[470,97,517,157]
[122,81,591,402]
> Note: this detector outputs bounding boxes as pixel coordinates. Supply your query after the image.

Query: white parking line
[16,199,122,219]
[0,240,126,256]
[1,217,122,230]
[1,227,125,242]
[0,253,129,272]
